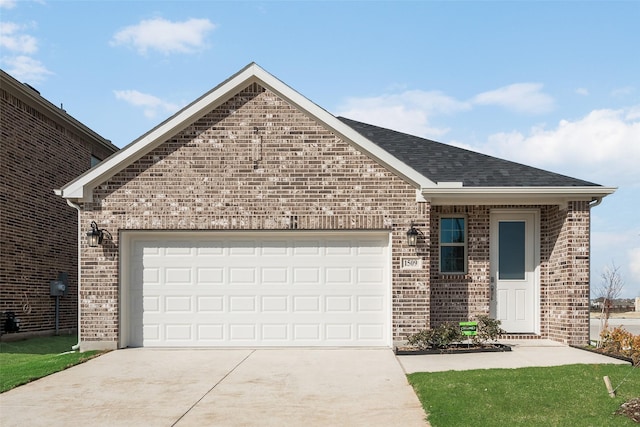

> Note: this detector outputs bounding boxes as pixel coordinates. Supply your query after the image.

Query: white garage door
[126,232,390,347]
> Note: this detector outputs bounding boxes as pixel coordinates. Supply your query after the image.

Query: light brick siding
[77,83,430,348]
[0,81,115,335]
[429,203,591,345]
[542,201,591,345]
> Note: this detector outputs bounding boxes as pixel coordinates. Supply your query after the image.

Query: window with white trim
[439,216,467,273]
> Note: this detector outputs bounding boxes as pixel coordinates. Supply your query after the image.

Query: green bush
[407,322,464,349]
[472,315,505,345]
[407,316,504,349]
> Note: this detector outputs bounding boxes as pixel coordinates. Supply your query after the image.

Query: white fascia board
[59,63,434,201]
[422,186,617,206]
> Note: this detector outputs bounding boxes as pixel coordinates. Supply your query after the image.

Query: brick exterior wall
[429,203,591,345]
[70,81,592,349]
[0,78,115,336]
[542,201,591,345]
[76,83,430,349]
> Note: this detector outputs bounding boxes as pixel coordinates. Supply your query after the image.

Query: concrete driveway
[0,348,427,426]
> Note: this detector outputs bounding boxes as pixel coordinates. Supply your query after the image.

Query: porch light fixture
[86,221,111,247]
[406,222,423,247]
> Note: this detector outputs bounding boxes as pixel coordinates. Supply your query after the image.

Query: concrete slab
[0,348,428,427]
[0,349,253,426]
[178,349,427,426]
[397,339,631,374]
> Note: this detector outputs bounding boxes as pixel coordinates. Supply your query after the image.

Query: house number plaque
[401,257,422,270]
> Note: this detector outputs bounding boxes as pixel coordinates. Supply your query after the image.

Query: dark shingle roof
[338,117,599,187]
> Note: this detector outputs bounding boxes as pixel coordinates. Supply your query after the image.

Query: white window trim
[439,215,467,274]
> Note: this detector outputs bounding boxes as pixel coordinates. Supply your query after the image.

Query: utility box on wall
[49,280,67,297]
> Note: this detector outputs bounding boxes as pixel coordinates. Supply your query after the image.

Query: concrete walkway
[398,339,632,374]
[0,348,427,427]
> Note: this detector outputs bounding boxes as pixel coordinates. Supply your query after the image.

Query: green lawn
[408,364,640,426]
[0,334,102,393]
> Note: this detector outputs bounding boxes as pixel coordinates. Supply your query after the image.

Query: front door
[490,211,538,333]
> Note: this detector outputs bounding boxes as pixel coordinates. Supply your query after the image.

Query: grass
[0,334,102,393]
[408,364,640,426]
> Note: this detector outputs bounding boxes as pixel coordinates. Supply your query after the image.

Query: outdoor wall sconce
[406,222,423,247]
[87,221,111,247]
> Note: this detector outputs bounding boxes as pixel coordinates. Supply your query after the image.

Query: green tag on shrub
[460,321,478,336]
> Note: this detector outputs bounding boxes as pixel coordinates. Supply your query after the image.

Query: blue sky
[2,0,639,298]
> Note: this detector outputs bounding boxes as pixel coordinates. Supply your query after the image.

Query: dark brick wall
[0,82,115,335]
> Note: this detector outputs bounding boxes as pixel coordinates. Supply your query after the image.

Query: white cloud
[114,89,180,119]
[0,22,38,54]
[0,0,16,9]
[2,55,52,83]
[575,88,589,96]
[472,83,555,114]
[336,90,470,138]
[465,107,640,186]
[611,86,634,97]
[110,17,216,55]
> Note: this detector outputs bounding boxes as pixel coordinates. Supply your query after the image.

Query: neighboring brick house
[1,70,118,336]
[56,63,614,350]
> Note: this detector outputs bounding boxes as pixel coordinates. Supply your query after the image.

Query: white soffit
[423,186,617,206]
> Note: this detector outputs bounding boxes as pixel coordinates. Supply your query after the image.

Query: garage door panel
[229,324,256,340]
[293,267,321,284]
[197,296,224,312]
[198,324,224,341]
[165,268,191,285]
[261,267,288,284]
[357,295,384,312]
[197,267,224,284]
[325,296,352,312]
[326,267,352,284]
[229,296,257,312]
[262,324,289,341]
[229,267,257,284]
[357,267,385,284]
[195,243,224,255]
[165,244,192,256]
[293,296,320,312]
[261,296,288,312]
[129,233,390,347]
[358,324,385,340]
[165,296,193,313]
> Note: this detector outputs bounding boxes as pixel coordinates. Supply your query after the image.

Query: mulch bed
[570,345,635,364]
[617,398,640,423]
[394,343,511,355]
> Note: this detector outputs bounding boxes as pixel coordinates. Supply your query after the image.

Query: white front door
[490,211,538,333]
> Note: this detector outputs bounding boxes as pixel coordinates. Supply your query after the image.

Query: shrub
[407,322,464,349]
[600,326,640,365]
[472,315,505,345]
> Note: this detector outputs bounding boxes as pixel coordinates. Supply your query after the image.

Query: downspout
[588,196,603,344]
[65,198,82,351]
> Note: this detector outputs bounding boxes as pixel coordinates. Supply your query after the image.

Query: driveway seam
[171,349,256,426]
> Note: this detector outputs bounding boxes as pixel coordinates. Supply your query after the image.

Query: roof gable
[57,63,614,205]
[57,63,432,201]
